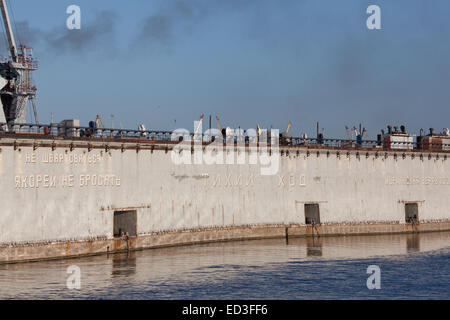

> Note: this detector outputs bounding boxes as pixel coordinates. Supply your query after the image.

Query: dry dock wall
[0,138,449,262]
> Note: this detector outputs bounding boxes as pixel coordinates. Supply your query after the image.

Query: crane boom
[0,0,18,62]
[194,114,204,136]
[95,115,105,129]
[285,121,292,135]
[345,126,351,140]
[363,127,369,140]
[215,116,221,131]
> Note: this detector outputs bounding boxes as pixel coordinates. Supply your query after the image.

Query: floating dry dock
[1,124,449,263]
[0,1,449,264]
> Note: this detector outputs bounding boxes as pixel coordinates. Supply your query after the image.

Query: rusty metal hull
[1,222,450,264]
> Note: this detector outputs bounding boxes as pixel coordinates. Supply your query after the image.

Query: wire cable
[0,19,9,57]
[7,0,21,46]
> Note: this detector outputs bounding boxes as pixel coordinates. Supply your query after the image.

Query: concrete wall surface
[1,138,449,250]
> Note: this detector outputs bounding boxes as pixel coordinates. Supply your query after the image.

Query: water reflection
[306,237,323,257]
[0,231,448,299]
[406,234,420,253]
[111,252,136,278]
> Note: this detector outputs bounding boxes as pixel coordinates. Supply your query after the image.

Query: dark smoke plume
[135,0,263,47]
[45,11,116,53]
[1,11,117,57]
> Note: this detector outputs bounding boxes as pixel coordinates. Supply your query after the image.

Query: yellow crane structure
[280,121,293,144]
[215,116,222,132]
[285,121,292,136]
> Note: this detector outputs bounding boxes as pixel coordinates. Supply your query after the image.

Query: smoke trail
[5,11,116,56]
[45,11,116,53]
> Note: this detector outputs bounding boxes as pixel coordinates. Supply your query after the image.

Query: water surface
[0,232,449,299]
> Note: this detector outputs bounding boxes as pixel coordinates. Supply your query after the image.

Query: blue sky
[3,0,450,138]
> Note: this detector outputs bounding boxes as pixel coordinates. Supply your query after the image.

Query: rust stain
[4,135,449,156]
[113,239,122,250]
[100,204,151,212]
[130,237,137,249]
[305,226,312,235]
[171,173,189,182]
[1,222,450,264]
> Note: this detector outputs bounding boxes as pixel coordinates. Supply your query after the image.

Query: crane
[194,114,204,138]
[0,0,17,63]
[95,115,105,137]
[0,0,38,129]
[215,116,222,132]
[353,126,365,146]
[345,126,351,140]
[362,127,369,140]
[280,120,293,144]
[285,121,292,136]
[95,115,105,129]
[353,126,359,138]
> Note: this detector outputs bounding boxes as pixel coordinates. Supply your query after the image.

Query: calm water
[0,232,449,299]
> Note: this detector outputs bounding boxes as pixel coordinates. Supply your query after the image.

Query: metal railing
[1,122,450,152]
[0,122,174,141]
